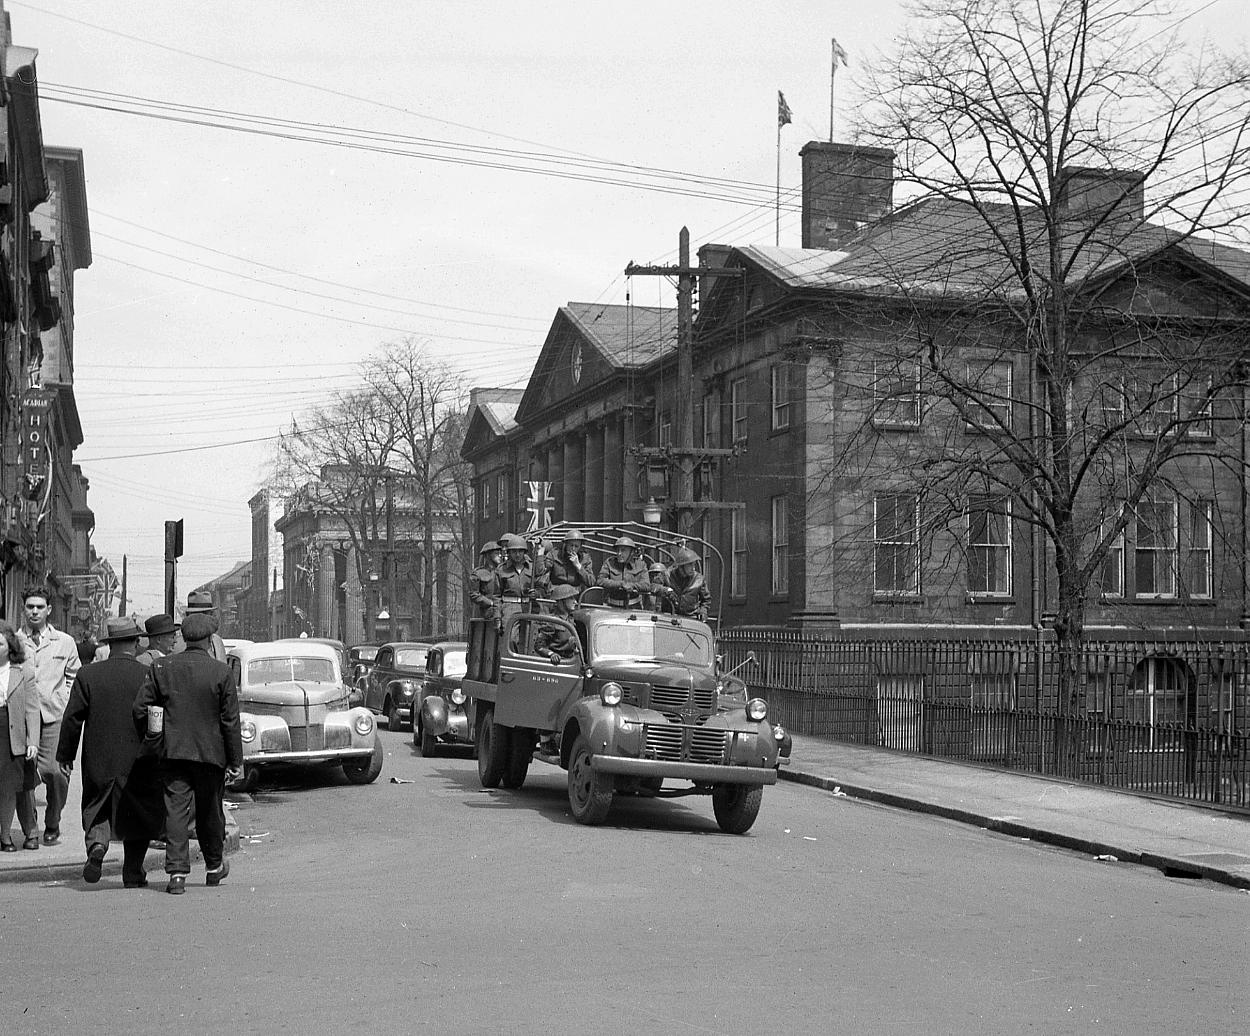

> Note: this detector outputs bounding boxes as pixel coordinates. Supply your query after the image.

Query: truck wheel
[476,709,507,788]
[502,728,533,789]
[567,736,613,825]
[419,721,438,758]
[711,783,763,834]
[343,734,385,785]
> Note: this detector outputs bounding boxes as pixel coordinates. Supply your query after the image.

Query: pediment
[1087,254,1250,320]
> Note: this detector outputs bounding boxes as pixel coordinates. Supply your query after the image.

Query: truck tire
[343,734,385,785]
[476,708,507,788]
[567,735,613,825]
[711,783,763,834]
[502,728,533,789]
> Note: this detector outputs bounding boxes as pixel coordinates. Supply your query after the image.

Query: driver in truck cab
[597,535,650,608]
[534,585,580,664]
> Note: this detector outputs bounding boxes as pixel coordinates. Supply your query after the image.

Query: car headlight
[746,698,768,722]
[600,681,624,706]
[450,687,466,705]
[354,713,374,735]
[240,720,257,743]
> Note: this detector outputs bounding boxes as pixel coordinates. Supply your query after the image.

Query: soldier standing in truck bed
[541,529,596,597]
[469,541,503,621]
[597,535,650,608]
[666,547,711,621]
[495,533,539,623]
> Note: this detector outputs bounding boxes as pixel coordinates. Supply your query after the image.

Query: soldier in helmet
[495,532,539,623]
[597,534,650,608]
[469,541,504,622]
[541,529,596,596]
[534,584,580,663]
[643,561,676,613]
[667,546,711,620]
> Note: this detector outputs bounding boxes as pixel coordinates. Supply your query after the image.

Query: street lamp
[642,497,664,525]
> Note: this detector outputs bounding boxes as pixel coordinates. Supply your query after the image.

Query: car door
[494,614,584,731]
[367,647,393,713]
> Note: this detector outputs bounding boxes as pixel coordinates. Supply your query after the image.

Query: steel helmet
[550,584,579,602]
[500,533,528,551]
[672,546,700,567]
[479,540,500,556]
[614,535,638,550]
[648,561,668,575]
[564,529,584,543]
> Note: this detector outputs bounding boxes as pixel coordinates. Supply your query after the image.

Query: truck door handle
[501,673,514,682]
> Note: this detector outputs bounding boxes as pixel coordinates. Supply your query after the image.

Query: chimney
[800,141,895,249]
[697,242,732,304]
[1057,166,1144,221]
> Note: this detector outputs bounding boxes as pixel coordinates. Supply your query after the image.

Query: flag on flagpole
[832,37,849,68]
[777,90,792,128]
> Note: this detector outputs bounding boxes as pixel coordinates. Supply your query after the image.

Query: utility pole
[119,555,128,617]
[625,228,743,534]
[163,519,183,616]
[385,471,397,640]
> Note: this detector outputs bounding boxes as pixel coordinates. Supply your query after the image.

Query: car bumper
[245,748,374,766]
[589,757,778,785]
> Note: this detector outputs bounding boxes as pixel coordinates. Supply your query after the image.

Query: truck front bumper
[589,757,778,785]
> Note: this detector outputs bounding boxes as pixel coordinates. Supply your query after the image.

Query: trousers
[0,705,35,845]
[32,718,67,834]
[162,760,226,874]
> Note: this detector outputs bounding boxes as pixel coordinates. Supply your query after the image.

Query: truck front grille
[642,723,737,763]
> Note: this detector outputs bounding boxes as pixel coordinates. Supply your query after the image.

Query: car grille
[325,725,350,750]
[642,723,733,763]
[289,724,326,753]
[260,727,288,752]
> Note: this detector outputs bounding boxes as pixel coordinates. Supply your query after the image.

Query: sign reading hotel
[22,388,52,498]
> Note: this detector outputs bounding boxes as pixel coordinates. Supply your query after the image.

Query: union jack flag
[524,481,555,532]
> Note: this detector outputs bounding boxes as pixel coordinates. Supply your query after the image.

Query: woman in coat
[0,621,40,851]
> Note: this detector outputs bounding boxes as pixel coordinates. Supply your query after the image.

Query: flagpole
[829,39,836,142]
[776,118,781,246]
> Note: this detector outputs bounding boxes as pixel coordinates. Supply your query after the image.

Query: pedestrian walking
[175,591,227,662]
[0,621,39,852]
[133,612,242,895]
[597,536,650,608]
[55,617,165,887]
[18,585,81,847]
[136,614,179,667]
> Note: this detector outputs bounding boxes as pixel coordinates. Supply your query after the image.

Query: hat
[672,546,700,567]
[144,613,180,637]
[550,585,579,602]
[564,529,584,542]
[648,561,668,574]
[181,612,217,643]
[614,535,638,549]
[479,540,500,555]
[101,616,143,643]
[500,533,527,551]
[185,590,216,614]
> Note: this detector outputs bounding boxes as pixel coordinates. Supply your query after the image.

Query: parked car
[347,644,381,706]
[274,636,349,676]
[363,642,433,732]
[227,641,384,788]
[413,640,469,757]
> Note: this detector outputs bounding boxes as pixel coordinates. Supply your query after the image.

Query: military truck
[461,522,784,832]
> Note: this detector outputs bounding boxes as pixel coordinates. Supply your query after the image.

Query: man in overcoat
[133,612,242,895]
[175,591,227,662]
[56,616,164,887]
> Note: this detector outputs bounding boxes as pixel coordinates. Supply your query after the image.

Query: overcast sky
[9,0,1243,617]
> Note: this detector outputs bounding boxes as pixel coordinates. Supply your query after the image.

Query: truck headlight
[600,682,624,706]
[400,682,416,698]
[450,687,466,705]
[354,714,374,735]
[241,720,257,743]
[746,698,768,722]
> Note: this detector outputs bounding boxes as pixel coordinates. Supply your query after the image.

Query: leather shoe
[123,874,149,889]
[0,842,16,853]
[83,844,106,884]
[206,859,230,887]
[42,829,60,846]
[22,836,39,850]
[166,874,187,895]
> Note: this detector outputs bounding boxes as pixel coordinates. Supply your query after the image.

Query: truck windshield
[592,621,712,666]
[442,650,468,678]
[248,657,338,685]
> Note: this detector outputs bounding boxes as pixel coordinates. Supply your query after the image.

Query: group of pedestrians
[470,529,711,623]
[0,586,242,895]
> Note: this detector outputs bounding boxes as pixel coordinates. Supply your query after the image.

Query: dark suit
[133,643,242,874]
[57,656,164,880]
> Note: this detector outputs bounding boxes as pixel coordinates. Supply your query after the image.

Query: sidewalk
[0,749,241,886]
[782,733,1250,889]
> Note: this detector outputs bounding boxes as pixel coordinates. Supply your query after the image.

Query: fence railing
[719,627,1250,809]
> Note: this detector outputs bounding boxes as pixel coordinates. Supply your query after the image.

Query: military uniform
[597,556,650,608]
[667,567,711,620]
[541,548,596,595]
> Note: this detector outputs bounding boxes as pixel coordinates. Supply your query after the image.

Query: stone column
[317,542,335,637]
[563,434,585,525]
[603,414,625,520]
[584,423,605,523]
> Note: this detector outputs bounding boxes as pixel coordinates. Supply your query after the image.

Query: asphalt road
[2,726,1245,1035]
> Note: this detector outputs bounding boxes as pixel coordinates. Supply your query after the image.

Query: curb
[0,818,241,886]
[778,767,1250,891]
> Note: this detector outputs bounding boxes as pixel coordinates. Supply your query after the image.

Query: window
[1085,669,1112,754]
[770,495,788,594]
[770,364,791,430]
[967,495,1010,596]
[1131,372,1178,436]
[1185,499,1212,599]
[1186,376,1213,438]
[874,493,919,595]
[496,472,506,516]
[1212,671,1236,734]
[479,481,489,519]
[1098,508,1125,597]
[1134,497,1177,596]
[1127,658,1190,750]
[872,359,921,427]
[730,506,747,597]
[730,377,748,443]
[876,675,922,751]
[970,672,1017,760]
[702,394,719,448]
[658,413,672,447]
[965,359,1012,430]
[1098,377,1127,428]
[698,516,715,584]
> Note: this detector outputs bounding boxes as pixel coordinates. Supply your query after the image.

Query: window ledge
[873,592,923,603]
[967,595,1015,604]
[871,421,921,433]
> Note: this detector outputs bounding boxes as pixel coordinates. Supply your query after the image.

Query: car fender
[421,694,450,736]
[239,713,290,757]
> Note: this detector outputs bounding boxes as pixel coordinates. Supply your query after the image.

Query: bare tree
[813,0,1250,760]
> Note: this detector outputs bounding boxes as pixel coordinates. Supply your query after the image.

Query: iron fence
[719,627,1250,809]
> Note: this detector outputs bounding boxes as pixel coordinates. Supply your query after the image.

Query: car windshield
[353,647,379,662]
[442,650,467,678]
[395,648,428,668]
[248,657,338,685]
[592,621,712,666]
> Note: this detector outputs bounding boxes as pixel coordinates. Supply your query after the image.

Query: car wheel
[343,734,385,785]
[502,727,533,789]
[567,735,613,825]
[476,708,508,788]
[419,721,438,758]
[386,699,406,732]
[711,783,763,834]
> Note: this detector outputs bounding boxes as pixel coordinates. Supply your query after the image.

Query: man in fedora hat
[56,617,165,887]
[176,590,227,663]
[136,614,179,667]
